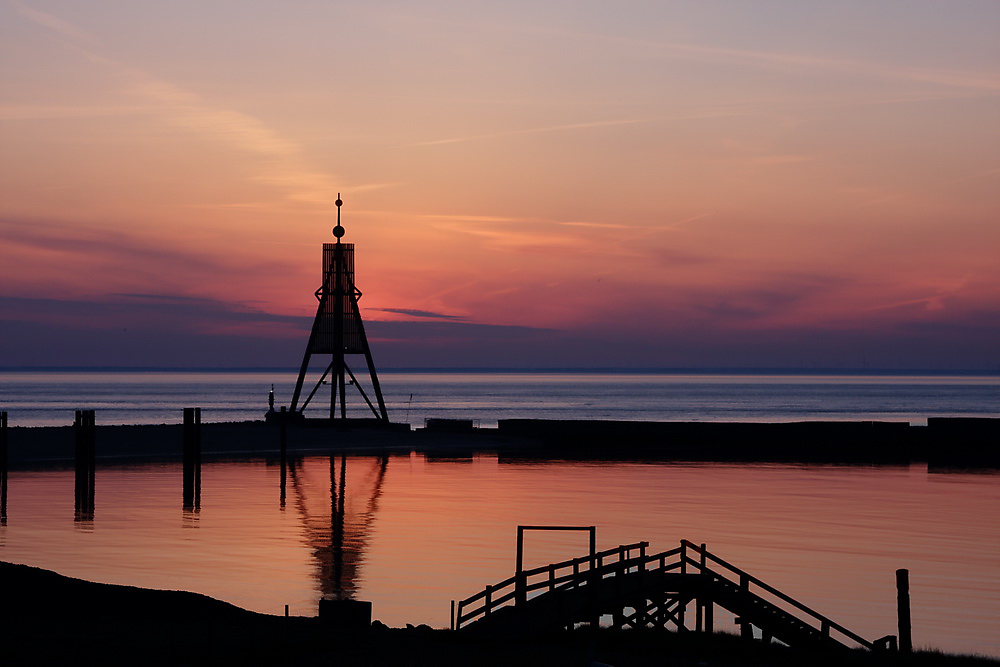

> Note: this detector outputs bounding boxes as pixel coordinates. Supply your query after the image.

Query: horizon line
[2,365,999,376]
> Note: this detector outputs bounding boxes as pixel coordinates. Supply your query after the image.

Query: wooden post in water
[1,411,8,523]
[279,407,288,458]
[515,527,526,605]
[696,542,707,632]
[74,410,96,519]
[897,568,912,653]
[279,407,287,507]
[182,408,202,510]
[738,574,752,639]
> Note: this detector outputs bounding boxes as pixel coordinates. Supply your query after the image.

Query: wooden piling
[897,568,912,653]
[74,410,96,519]
[279,407,287,457]
[1,411,8,523]
[182,408,202,510]
[696,542,709,633]
[279,407,287,507]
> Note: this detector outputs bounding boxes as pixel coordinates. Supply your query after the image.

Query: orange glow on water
[3,456,996,656]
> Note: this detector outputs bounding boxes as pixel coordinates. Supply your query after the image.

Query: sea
[1,368,998,428]
[1,370,998,658]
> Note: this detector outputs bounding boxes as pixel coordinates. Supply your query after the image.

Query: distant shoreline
[3,366,1000,376]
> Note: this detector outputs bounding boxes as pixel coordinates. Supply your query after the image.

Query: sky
[2,0,999,369]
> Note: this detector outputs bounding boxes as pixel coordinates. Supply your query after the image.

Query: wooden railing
[452,538,896,651]
[454,540,668,629]
[677,540,892,650]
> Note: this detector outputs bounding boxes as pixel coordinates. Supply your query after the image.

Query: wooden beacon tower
[288,196,389,421]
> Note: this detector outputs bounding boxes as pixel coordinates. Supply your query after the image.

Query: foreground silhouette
[1,562,997,667]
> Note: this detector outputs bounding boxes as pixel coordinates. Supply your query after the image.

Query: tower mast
[288,196,388,421]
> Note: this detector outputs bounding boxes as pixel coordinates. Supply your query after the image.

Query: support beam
[897,568,912,653]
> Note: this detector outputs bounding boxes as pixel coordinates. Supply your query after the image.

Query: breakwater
[497,417,1000,466]
[2,412,997,468]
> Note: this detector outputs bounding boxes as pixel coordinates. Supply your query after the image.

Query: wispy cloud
[409,107,753,148]
[11,0,99,46]
[866,280,970,314]
[118,74,346,205]
[643,41,1000,92]
[656,212,717,232]
[747,154,819,166]
[869,295,948,312]
[489,16,1000,92]
[374,308,466,321]
[419,213,634,229]
[0,292,303,330]
[410,118,646,147]
[0,104,153,120]
[558,221,632,230]
[384,9,999,95]
[8,3,357,208]
[419,214,538,223]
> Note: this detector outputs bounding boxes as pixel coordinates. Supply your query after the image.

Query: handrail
[456,538,886,652]
[521,540,649,579]
[457,541,656,627]
[680,540,876,649]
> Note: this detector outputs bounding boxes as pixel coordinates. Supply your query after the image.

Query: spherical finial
[333,193,345,237]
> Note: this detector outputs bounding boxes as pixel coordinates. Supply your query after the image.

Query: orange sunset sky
[2,1,998,368]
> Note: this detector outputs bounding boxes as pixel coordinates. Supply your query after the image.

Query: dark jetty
[4,416,998,469]
[497,417,1000,467]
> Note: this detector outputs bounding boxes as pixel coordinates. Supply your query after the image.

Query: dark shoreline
[2,561,997,667]
[3,416,998,469]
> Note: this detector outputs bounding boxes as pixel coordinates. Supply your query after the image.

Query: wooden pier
[454,539,898,653]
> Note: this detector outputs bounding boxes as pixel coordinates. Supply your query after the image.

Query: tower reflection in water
[285,455,388,601]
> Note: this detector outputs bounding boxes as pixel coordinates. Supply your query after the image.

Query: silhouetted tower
[289,197,389,421]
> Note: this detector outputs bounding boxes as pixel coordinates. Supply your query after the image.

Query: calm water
[1,370,998,427]
[0,456,997,657]
[1,371,998,657]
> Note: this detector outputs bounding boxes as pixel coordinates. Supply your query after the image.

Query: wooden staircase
[453,540,897,652]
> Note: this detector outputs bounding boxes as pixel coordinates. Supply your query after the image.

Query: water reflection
[0,456,996,658]
[182,458,201,515]
[286,455,388,601]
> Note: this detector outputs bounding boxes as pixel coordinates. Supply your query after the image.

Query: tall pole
[332,196,347,419]
[897,568,912,653]
[1,411,8,524]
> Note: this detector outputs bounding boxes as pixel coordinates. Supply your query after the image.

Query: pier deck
[455,540,897,653]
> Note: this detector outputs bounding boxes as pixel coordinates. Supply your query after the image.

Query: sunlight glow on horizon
[2,0,998,368]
